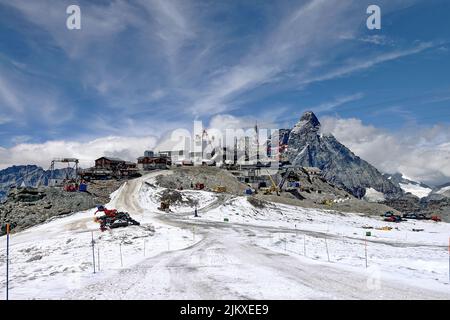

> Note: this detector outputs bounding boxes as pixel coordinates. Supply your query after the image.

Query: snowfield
[363,188,386,202]
[399,182,432,199]
[1,172,449,300]
[436,186,450,195]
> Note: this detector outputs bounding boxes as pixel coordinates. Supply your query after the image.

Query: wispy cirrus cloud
[0,0,448,159]
[308,93,365,113]
[297,41,436,88]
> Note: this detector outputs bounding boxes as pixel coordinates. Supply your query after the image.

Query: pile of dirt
[158,189,198,207]
[247,196,268,209]
[156,167,248,195]
[0,179,124,235]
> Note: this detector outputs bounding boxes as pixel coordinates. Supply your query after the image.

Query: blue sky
[0,0,449,183]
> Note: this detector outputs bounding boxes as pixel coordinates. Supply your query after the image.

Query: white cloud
[308,93,364,113]
[298,42,435,87]
[0,75,23,112]
[0,136,157,170]
[0,115,12,125]
[321,117,450,186]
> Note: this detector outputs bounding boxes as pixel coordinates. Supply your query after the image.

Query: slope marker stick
[303,234,306,257]
[6,223,10,300]
[91,231,96,274]
[364,236,368,268]
[325,238,330,262]
[97,247,100,272]
[120,243,123,267]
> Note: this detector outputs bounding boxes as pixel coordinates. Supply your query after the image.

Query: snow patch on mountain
[363,188,386,202]
[436,186,450,195]
[383,173,432,198]
[399,182,432,199]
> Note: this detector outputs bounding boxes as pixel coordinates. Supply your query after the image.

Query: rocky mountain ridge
[0,165,74,202]
[285,111,402,198]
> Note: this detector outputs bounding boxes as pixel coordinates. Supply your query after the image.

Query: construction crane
[261,169,280,195]
[278,167,290,191]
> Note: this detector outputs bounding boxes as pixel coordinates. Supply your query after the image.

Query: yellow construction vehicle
[213,186,227,193]
[264,170,280,195]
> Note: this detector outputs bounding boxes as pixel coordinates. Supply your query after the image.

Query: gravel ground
[0,179,125,235]
[156,166,248,195]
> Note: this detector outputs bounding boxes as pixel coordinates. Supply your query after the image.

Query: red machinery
[431,215,442,222]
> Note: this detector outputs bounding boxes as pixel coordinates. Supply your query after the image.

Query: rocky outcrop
[382,193,450,222]
[286,111,402,198]
[0,180,124,235]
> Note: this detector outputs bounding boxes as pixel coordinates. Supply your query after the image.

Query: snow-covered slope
[435,185,450,197]
[0,174,201,299]
[1,172,449,300]
[363,188,386,202]
[399,182,432,198]
[385,173,432,198]
[138,180,217,213]
[189,195,450,294]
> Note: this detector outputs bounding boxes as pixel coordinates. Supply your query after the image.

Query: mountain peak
[300,111,320,126]
[287,111,402,197]
[292,111,321,133]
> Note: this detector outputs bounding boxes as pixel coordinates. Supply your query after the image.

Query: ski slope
[1,172,449,300]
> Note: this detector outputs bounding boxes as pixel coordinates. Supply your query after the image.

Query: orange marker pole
[364,236,368,269]
[6,223,10,300]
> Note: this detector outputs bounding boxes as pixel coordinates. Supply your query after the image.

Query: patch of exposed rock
[0,179,124,235]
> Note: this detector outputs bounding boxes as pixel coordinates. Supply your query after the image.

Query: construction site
[34,128,353,214]
[12,118,440,221]
[0,122,448,301]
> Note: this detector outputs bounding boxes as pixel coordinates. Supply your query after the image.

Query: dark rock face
[286,111,402,198]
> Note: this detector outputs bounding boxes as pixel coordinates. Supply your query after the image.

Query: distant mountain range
[284,111,403,198]
[0,165,74,201]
